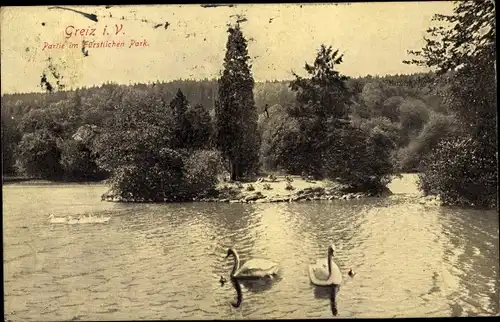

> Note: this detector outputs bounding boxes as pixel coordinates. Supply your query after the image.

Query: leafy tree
[18,107,66,136]
[321,122,394,193]
[184,104,212,149]
[398,98,430,141]
[105,148,187,202]
[285,45,353,177]
[184,150,225,197]
[1,114,21,175]
[360,81,385,113]
[403,0,495,140]
[404,1,495,73]
[94,89,187,201]
[94,89,174,173]
[405,0,497,208]
[59,139,106,181]
[94,88,222,202]
[15,130,63,179]
[358,116,401,148]
[419,136,497,208]
[381,96,406,122]
[258,104,304,172]
[285,44,396,189]
[276,126,315,175]
[214,24,260,180]
[289,44,351,120]
[395,112,460,172]
[59,125,107,181]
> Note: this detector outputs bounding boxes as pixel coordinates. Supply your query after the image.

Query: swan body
[77,214,111,224]
[49,213,111,225]
[227,248,279,279]
[67,216,80,225]
[78,215,92,224]
[48,214,68,224]
[308,245,342,286]
[95,215,111,223]
[233,258,280,279]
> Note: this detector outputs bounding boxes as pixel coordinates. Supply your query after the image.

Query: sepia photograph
[1,2,498,320]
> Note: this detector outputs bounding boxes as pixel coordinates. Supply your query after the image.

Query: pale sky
[0,2,455,94]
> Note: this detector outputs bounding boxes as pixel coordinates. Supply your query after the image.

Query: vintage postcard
[2,2,498,321]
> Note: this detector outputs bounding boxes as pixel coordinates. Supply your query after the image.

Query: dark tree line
[1,60,451,188]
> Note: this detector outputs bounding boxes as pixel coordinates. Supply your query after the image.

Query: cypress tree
[169,88,190,149]
[214,24,260,180]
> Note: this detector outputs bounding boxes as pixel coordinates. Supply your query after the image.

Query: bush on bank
[321,121,395,194]
[418,135,497,209]
[103,149,225,202]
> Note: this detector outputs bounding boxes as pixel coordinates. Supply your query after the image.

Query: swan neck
[231,278,243,308]
[327,250,332,274]
[231,250,240,277]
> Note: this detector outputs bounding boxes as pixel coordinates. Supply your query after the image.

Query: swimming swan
[309,244,342,316]
[225,248,280,307]
[48,214,68,224]
[77,214,111,224]
[94,215,111,223]
[226,248,280,280]
[308,244,342,287]
[78,214,92,224]
[67,216,80,225]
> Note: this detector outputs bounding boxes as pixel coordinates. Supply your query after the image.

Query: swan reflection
[313,284,339,316]
[239,276,277,292]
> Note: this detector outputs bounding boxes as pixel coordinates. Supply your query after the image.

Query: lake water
[3,175,499,320]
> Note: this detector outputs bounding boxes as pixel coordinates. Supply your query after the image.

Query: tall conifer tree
[214,24,260,180]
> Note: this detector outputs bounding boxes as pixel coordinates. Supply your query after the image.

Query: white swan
[66,216,80,225]
[77,214,111,224]
[48,214,68,224]
[78,215,92,224]
[227,248,280,280]
[308,244,342,287]
[225,248,280,308]
[94,215,111,224]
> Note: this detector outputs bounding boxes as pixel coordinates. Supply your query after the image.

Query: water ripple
[3,180,499,319]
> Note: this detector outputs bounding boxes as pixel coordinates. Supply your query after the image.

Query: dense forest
[1,72,449,176]
[1,1,496,208]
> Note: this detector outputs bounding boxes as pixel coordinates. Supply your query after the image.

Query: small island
[101,174,393,204]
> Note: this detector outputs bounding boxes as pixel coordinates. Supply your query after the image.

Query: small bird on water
[220,276,227,286]
[348,269,356,278]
